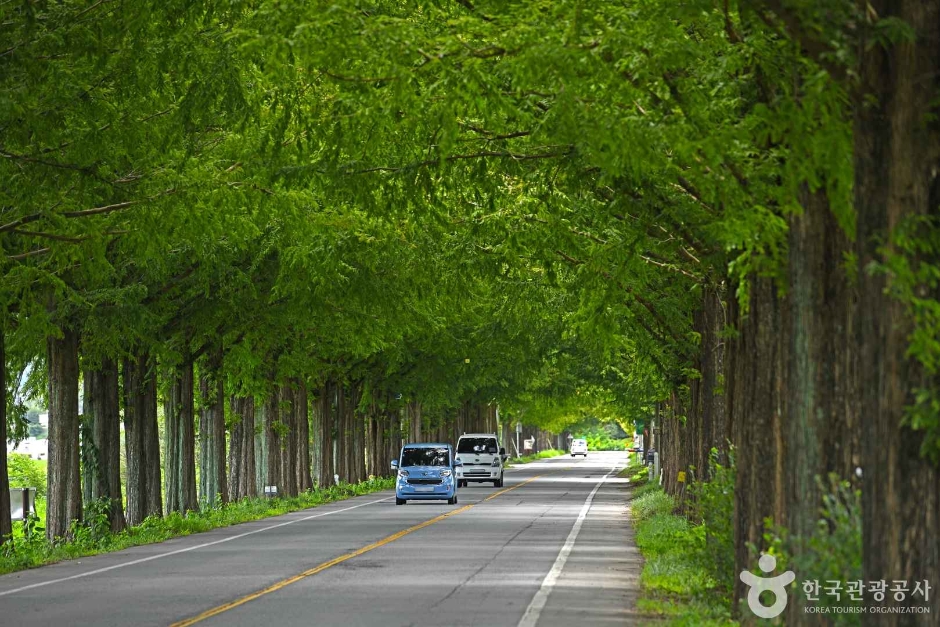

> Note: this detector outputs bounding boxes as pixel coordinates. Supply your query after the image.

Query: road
[0,451,642,626]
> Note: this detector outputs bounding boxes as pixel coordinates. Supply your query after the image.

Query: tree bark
[729,277,788,610]
[228,395,256,501]
[47,327,82,539]
[295,379,312,492]
[279,383,298,497]
[164,358,198,514]
[0,325,12,544]
[855,2,940,621]
[263,388,282,492]
[318,380,334,487]
[82,357,126,532]
[198,350,227,508]
[123,352,162,526]
[336,381,348,483]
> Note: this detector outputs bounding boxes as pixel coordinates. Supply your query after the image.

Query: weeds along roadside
[627,452,862,626]
[0,476,394,576]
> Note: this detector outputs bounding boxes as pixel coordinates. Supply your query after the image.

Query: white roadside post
[515,421,522,459]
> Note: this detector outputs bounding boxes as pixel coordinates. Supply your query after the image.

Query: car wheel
[395,498,406,505]
[448,495,457,505]
[571,453,575,457]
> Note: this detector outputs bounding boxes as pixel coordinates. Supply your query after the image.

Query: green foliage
[765,475,862,624]
[689,449,736,595]
[0,476,394,575]
[7,453,47,497]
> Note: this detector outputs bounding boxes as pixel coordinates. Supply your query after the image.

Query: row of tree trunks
[123,351,162,526]
[228,395,256,501]
[82,357,126,532]
[198,349,227,507]
[660,285,728,498]
[164,358,197,514]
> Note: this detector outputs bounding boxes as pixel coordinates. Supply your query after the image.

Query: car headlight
[491,459,500,467]
[440,469,452,477]
[398,470,409,478]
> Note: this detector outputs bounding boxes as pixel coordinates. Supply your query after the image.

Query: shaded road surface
[0,451,642,626]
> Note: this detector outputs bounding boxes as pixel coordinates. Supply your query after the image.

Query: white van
[454,433,506,487]
[570,438,588,457]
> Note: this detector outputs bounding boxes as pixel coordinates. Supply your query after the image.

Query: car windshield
[400,447,450,467]
[457,437,498,454]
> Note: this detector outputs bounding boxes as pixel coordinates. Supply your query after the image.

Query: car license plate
[415,486,434,492]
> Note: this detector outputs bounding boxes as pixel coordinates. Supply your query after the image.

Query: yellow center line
[170,475,543,627]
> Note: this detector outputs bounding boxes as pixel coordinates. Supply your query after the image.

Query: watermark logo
[739,554,796,619]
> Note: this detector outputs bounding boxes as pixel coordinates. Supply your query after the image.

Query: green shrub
[7,453,47,497]
[765,474,862,625]
[690,449,736,595]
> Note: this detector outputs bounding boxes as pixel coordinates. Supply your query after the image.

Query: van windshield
[457,437,498,454]
[400,447,450,467]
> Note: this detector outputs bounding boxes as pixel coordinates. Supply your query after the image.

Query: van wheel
[395,498,406,505]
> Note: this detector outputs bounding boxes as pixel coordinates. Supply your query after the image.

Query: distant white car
[570,438,588,457]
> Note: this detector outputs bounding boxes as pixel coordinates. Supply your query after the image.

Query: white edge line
[516,464,619,627]
[0,494,393,597]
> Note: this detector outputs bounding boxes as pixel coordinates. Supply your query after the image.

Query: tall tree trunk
[199,350,227,508]
[784,187,860,621]
[318,380,334,487]
[855,3,940,621]
[82,358,126,532]
[295,380,312,492]
[47,327,82,539]
[164,358,197,514]
[228,395,256,501]
[0,325,12,544]
[336,381,348,483]
[123,352,162,526]
[349,382,364,483]
[729,277,788,611]
[279,383,298,497]
[263,389,282,492]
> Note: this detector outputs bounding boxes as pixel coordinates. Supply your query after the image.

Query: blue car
[391,443,462,505]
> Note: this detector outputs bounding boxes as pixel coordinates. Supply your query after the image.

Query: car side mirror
[390,460,398,470]
[453,459,463,467]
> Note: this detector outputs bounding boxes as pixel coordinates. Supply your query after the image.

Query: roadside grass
[505,448,565,466]
[630,484,736,626]
[619,456,649,483]
[0,476,394,576]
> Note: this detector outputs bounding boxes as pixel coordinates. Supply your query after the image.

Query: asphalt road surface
[0,451,642,626]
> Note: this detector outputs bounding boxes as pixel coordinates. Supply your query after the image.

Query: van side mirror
[390,460,398,470]
[499,447,506,456]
